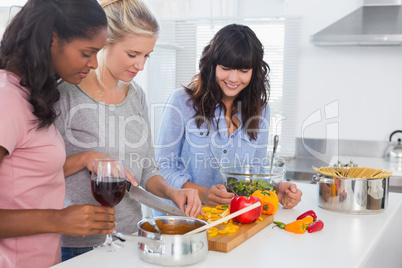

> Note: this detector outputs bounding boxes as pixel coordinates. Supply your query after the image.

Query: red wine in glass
[91,178,126,207]
[90,159,127,252]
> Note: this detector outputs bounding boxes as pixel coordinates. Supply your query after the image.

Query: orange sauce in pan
[141,219,204,235]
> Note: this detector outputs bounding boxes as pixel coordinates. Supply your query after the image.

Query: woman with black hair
[0,0,114,266]
[156,24,302,208]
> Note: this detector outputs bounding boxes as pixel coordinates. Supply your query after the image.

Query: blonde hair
[98,0,120,8]
[96,0,159,86]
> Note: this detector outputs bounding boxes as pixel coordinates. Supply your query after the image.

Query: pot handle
[191,241,206,253]
[112,232,161,252]
[312,174,336,184]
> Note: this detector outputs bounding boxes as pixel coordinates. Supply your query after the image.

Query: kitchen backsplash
[294,137,390,163]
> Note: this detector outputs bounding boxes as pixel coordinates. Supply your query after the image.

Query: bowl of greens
[219,165,285,196]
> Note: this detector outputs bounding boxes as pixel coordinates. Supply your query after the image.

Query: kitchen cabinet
[52,183,402,268]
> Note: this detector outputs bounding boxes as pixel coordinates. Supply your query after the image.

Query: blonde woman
[54,0,202,261]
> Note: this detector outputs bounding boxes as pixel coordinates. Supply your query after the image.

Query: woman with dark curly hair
[0,1,115,267]
[155,24,302,208]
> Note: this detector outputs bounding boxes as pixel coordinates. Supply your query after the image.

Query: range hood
[310,0,402,46]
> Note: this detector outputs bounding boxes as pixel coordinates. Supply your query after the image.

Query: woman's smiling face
[215,64,252,103]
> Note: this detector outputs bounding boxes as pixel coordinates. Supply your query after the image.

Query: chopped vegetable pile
[197,205,264,237]
[226,177,274,196]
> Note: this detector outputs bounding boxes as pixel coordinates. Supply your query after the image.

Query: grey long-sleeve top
[55,81,160,247]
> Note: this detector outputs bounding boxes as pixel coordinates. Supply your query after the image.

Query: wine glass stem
[105,234,113,245]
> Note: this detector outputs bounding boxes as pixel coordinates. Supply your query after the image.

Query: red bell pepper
[296,210,317,221]
[230,196,261,224]
[307,219,324,233]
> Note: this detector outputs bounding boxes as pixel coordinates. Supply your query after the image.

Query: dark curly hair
[184,24,270,141]
[0,0,107,129]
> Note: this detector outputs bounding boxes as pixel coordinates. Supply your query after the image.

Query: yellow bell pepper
[252,190,279,215]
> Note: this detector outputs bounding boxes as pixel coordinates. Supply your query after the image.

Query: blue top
[155,88,270,191]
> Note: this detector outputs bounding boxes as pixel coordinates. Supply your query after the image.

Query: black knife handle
[126,180,132,192]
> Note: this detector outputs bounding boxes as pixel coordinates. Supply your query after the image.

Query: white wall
[149,0,401,144]
[285,0,402,142]
[0,0,25,7]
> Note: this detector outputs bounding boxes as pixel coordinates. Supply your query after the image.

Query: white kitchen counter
[52,183,402,268]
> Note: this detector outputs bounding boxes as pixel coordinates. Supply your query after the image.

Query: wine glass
[91,158,127,251]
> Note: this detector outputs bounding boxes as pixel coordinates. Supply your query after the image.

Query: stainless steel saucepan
[114,216,208,266]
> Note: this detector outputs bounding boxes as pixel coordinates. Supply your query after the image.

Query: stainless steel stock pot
[312,174,389,214]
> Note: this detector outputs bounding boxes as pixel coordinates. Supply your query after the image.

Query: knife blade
[128,185,188,217]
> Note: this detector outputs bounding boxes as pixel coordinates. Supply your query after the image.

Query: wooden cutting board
[208,214,274,253]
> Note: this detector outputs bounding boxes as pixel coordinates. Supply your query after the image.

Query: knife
[127,183,188,217]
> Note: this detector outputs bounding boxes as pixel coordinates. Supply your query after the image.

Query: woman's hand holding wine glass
[56,205,115,237]
[91,159,127,251]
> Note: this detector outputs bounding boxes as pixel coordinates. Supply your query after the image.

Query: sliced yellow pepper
[199,205,240,236]
[225,228,236,234]
[207,227,218,234]
[208,232,218,238]
[202,207,212,213]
